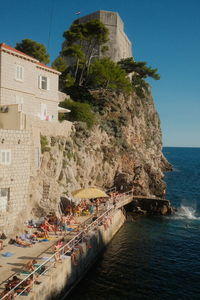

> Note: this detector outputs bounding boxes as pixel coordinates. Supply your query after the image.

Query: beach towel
[21,270,31,275]
[34,264,45,274]
[2,252,14,257]
[37,237,55,241]
[38,239,49,242]
[66,228,74,232]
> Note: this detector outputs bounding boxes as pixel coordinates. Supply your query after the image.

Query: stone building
[0,43,65,122]
[66,10,132,62]
[0,130,32,232]
[0,44,72,234]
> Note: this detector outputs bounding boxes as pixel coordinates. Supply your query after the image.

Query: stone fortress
[69,10,132,62]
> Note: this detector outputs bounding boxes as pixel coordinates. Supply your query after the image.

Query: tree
[15,39,50,64]
[88,58,132,94]
[52,56,68,73]
[62,44,85,80]
[118,57,160,80]
[118,57,160,98]
[62,19,109,85]
[52,57,73,90]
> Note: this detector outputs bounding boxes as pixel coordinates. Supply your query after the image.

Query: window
[15,65,24,81]
[38,75,50,90]
[0,150,11,165]
[0,188,9,212]
[15,95,23,112]
[40,103,47,120]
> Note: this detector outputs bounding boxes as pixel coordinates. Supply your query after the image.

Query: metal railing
[0,189,132,299]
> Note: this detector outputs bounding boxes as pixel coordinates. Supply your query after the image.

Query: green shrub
[66,151,74,160]
[50,136,57,146]
[101,119,122,138]
[43,146,51,153]
[40,135,48,153]
[60,100,96,129]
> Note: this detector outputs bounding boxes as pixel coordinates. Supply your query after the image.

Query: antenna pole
[47,0,55,53]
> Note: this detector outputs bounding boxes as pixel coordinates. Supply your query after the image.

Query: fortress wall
[73,10,132,62]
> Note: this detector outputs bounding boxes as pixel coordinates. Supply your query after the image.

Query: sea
[69,147,200,300]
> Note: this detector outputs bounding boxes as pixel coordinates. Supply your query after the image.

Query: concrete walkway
[0,215,91,294]
[0,194,129,298]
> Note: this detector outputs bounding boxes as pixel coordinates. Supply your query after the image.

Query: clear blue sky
[1,0,200,147]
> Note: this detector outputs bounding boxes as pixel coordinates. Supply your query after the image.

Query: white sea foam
[174,205,199,220]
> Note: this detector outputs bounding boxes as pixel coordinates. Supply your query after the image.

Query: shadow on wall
[50,228,106,300]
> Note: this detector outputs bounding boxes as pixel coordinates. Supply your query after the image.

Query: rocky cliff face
[30,90,172,216]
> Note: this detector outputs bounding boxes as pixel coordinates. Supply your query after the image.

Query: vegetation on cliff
[62,19,109,86]
[118,58,160,98]
[52,19,161,129]
[59,99,96,129]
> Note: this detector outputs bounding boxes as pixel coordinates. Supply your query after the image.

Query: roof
[0,43,60,75]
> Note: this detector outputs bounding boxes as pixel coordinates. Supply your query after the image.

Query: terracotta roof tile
[0,43,60,74]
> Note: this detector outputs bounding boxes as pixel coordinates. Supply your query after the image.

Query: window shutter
[0,188,9,212]
[15,65,24,80]
[2,151,6,164]
[20,66,24,80]
[0,150,11,165]
[15,65,19,80]
[38,75,42,89]
[47,77,50,90]
[6,151,10,164]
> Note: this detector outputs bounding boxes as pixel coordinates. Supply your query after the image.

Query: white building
[0,44,72,234]
[0,43,65,123]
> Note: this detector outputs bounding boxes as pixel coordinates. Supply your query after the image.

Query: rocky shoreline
[131,198,175,216]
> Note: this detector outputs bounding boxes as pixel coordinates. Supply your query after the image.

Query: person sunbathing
[34,230,48,239]
[53,242,62,266]
[15,275,34,295]
[0,287,16,300]
[70,249,77,265]
[25,259,37,272]
[68,216,79,225]
[23,275,35,293]
[41,218,59,235]
[15,236,32,247]
[0,239,3,250]
[57,238,64,249]
[5,275,21,289]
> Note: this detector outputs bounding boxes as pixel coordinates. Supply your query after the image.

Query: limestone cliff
[30,90,172,216]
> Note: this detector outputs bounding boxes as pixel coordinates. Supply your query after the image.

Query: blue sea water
[69,147,200,300]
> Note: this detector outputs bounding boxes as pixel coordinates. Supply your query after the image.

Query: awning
[58,106,70,113]
[71,187,109,199]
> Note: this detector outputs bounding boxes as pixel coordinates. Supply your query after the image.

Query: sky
[0,0,199,147]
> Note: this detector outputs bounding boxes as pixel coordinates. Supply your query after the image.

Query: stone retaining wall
[25,115,72,137]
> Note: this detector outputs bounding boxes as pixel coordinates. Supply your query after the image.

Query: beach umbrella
[71,187,109,199]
